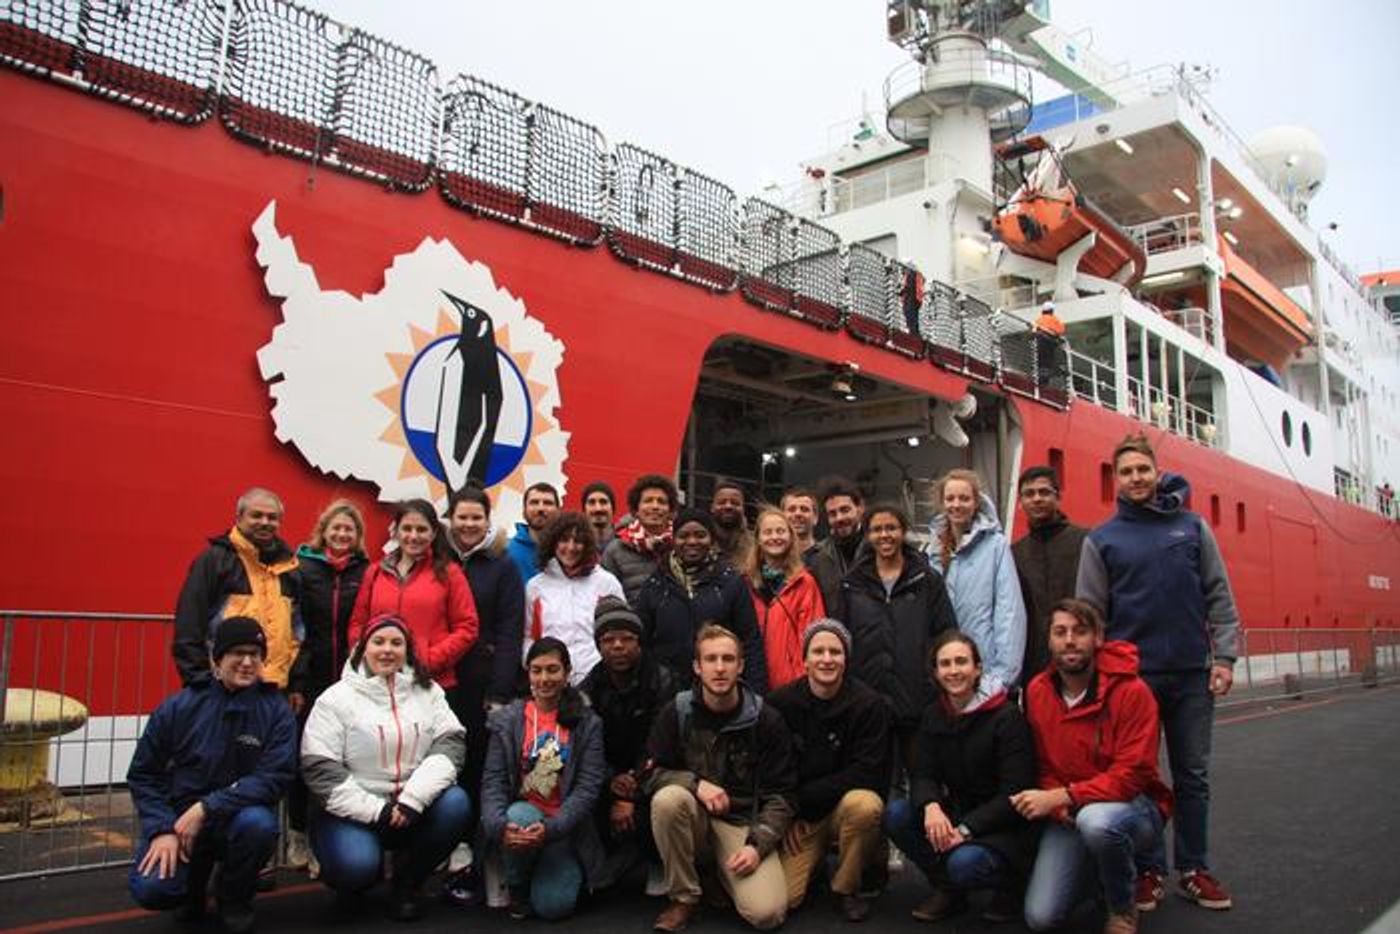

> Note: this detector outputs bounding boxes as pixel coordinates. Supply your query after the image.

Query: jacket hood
[511,522,535,545]
[1117,471,1190,519]
[680,685,762,732]
[452,525,508,561]
[929,492,1005,545]
[213,530,295,566]
[1095,639,1142,678]
[338,654,425,703]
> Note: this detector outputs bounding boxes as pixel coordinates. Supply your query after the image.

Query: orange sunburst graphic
[375,303,556,501]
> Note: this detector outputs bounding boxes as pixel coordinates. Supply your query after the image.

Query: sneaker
[1103,908,1139,934]
[1134,869,1165,912]
[910,887,966,923]
[1178,870,1233,910]
[835,893,871,922]
[442,867,481,908]
[284,830,311,870]
[653,899,699,932]
[507,889,532,921]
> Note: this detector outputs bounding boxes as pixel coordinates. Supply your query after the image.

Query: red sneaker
[1133,870,1165,912]
[1178,870,1233,910]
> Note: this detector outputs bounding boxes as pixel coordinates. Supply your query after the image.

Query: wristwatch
[955,823,972,840]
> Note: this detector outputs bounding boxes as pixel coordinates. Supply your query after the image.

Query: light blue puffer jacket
[927,494,1027,698]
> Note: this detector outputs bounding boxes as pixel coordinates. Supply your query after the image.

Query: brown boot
[654,900,699,933]
[910,887,966,922]
[1103,907,1139,934]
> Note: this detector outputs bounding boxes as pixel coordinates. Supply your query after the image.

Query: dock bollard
[1281,673,1303,699]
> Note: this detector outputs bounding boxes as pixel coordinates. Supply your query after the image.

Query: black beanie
[211,616,267,660]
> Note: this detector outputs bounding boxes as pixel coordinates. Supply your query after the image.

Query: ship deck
[2,683,1397,934]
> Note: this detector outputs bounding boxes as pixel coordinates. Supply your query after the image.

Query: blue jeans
[502,801,584,920]
[1141,669,1214,873]
[312,786,471,893]
[884,798,1011,890]
[129,805,278,910]
[1023,796,1163,930]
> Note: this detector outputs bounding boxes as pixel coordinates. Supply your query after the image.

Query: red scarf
[617,518,672,557]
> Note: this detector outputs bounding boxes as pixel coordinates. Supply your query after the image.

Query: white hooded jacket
[523,558,624,685]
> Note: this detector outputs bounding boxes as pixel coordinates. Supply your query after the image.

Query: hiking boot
[982,886,1021,922]
[654,899,699,932]
[218,899,256,934]
[1134,869,1165,912]
[910,887,966,922]
[1103,907,1139,934]
[442,866,481,907]
[1178,870,1233,909]
[284,830,311,870]
[835,893,871,922]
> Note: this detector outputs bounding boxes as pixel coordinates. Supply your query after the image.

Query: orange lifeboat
[992,136,1146,287]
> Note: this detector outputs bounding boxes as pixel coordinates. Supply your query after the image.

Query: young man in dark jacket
[634,508,767,692]
[1077,434,1239,912]
[645,625,796,932]
[128,618,296,934]
[807,478,866,612]
[767,619,891,922]
[172,488,303,698]
[1016,600,1172,934]
[580,597,679,889]
[1011,466,1088,684]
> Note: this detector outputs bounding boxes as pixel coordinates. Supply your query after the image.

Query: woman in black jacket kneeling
[884,630,1039,923]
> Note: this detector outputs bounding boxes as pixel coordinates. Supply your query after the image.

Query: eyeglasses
[221,648,264,662]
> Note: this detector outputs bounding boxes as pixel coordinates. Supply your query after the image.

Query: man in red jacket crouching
[1013,599,1172,934]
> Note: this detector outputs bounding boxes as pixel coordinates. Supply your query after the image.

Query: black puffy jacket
[296,546,368,699]
[634,559,767,692]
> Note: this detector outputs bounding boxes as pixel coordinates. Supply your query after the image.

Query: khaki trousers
[651,784,787,930]
[778,789,884,908]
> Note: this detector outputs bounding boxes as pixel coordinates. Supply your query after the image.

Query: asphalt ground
[2,684,1398,934]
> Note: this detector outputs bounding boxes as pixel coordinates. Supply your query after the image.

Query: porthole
[1281,411,1293,447]
[1301,421,1312,456]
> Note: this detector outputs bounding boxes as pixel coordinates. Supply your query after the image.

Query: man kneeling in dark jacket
[767,619,891,922]
[127,618,296,934]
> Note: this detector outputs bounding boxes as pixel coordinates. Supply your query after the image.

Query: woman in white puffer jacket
[301,614,469,921]
[524,513,624,685]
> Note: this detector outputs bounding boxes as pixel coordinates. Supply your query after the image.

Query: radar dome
[1248,126,1327,204]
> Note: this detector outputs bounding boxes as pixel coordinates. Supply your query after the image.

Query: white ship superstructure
[781,0,1400,516]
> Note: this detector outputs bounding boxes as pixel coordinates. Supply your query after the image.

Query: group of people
[130,432,1239,934]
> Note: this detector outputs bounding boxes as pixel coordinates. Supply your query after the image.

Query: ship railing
[1229,627,1400,707]
[1125,375,1220,448]
[0,0,1070,407]
[1067,348,1118,409]
[1155,303,1218,347]
[1124,211,1204,256]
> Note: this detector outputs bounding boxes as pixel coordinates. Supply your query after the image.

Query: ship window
[1210,494,1221,526]
[1281,411,1293,447]
[1236,501,1247,533]
[1100,462,1114,503]
[1301,421,1312,456]
[1049,447,1065,488]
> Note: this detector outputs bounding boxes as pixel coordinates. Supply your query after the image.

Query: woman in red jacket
[348,499,479,689]
[745,507,826,690]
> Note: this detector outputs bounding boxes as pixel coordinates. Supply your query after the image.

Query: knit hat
[594,595,644,643]
[802,618,852,659]
[672,507,717,538]
[211,616,267,660]
[358,613,411,650]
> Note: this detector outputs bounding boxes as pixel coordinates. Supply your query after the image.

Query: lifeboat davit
[992,136,1146,287]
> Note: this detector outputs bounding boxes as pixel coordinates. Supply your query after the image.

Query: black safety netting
[221,0,337,159]
[960,294,998,380]
[996,314,1037,380]
[526,103,607,243]
[3,0,221,122]
[2,0,80,76]
[739,197,794,305]
[924,281,963,353]
[609,143,680,270]
[1036,334,1071,403]
[675,167,738,290]
[846,242,890,341]
[789,216,845,325]
[439,75,530,220]
[331,30,437,189]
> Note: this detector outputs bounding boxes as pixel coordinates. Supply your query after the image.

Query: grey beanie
[594,595,644,643]
[802,618,852,659]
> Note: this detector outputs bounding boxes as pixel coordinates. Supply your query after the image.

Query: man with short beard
[506,482,561,583]
[1015,599,1171,934]
[767,620,890,922]
[173,488,303,700]
[128,618,296,934]
[779,487,819,558]
[807,478,866,612]
[1011,466,1088,685]
[580,597,678,890]
[582,481,619,549]
[646,625,796,932]
[709,479,754,569]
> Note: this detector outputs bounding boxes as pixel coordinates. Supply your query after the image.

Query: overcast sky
[301,1,1399,274]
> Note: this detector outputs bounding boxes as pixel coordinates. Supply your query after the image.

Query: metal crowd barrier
[0,0,1072,405]
[1221,626,1400,707]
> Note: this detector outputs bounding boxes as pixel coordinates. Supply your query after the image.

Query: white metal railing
[1124,211,1204,255]
[884,46,1034,114]
[1157,304,1218,346]
[1068,348,1117,408]
[1125,375,1219,447]
[955,274,1042,312]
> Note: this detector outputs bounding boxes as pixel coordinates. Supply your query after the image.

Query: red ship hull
[2,68,1397,717]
